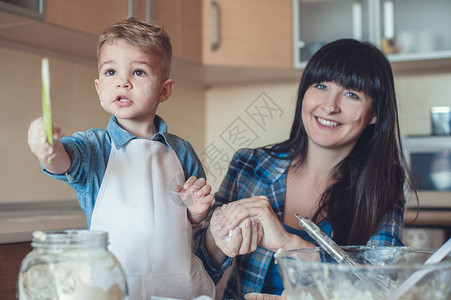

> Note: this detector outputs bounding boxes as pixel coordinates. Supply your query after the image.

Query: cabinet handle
[211,1,220,51]
[145,0,152,22]
[352,0,362,40]
[128,0,135,18]
[383,0,394,39]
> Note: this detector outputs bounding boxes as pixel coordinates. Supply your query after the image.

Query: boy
[28,18,215,299]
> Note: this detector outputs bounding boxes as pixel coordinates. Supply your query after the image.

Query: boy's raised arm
[28,117,71,175]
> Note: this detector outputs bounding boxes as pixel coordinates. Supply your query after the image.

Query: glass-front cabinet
[387,0,451,62]
[293,0,451,68]
[0,0,44,20]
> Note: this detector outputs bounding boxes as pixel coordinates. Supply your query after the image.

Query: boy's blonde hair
[97,18,172,79]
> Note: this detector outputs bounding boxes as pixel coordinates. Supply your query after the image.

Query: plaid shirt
[194,147,404,299]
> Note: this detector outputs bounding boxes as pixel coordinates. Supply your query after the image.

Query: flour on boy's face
[94,39,165,124]
[142,84,152,98]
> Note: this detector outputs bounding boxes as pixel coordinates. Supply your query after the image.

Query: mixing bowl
[275,246,451,300]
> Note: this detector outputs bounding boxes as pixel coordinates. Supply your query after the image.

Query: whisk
[295,214,396,298]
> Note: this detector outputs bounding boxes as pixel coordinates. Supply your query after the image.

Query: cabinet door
[293,0,370,68]
[381,0,451,61]
[293,0,451,68]
[202,0,292,69]
[45,0,129,36]
[152,0,204,64]
[152,0,292,69]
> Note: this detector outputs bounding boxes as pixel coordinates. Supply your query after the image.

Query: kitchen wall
[1,45,451,202]
[201,82,298,191]
[396,72,451,135]
[0,45,205,204]
[202,71,451,191]
[0,46,97,203]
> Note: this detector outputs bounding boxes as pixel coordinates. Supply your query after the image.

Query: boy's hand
[28,117,61,163]
[28,117,70,174]
[175,176,214,224]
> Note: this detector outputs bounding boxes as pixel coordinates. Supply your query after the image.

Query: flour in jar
[18,261,126,300]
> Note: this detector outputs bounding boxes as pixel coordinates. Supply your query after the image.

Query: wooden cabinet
[45,0,129,36]
[44,0,152,35]
[0,0,142,63]
[152,0,293,69]
[0,242,32,300]
[1,0,450,84]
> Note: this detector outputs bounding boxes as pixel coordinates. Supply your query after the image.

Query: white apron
[90,139,215,299]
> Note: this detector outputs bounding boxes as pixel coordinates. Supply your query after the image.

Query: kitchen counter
[0,201,86,244]
[2,202,450,244]
[0,201,86,298]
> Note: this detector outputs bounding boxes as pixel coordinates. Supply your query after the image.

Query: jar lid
[32,229,108,248]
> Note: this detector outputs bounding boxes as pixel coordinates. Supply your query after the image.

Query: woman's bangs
[307,52,380,97]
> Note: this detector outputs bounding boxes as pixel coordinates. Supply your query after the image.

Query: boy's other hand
[175,176,214,224]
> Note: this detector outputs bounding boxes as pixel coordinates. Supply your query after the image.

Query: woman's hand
[214,196,311,251]
[205,196,314,267]
[213,196,289,251]
[209,206,263,258]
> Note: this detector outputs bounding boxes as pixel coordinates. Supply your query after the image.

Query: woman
[194,39,413,298]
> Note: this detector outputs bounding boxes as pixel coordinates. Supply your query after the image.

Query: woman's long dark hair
[268,39,413,245]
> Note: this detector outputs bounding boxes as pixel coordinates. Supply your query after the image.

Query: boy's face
[94,39,173,125]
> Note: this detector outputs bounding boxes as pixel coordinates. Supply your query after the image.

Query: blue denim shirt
[45,115,205,227]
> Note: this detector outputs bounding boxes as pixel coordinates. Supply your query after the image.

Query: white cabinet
[293,0,451,68]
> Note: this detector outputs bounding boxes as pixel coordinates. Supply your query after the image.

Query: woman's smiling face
[301,81,376,153]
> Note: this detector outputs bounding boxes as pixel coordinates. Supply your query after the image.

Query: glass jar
[17,230,128,300]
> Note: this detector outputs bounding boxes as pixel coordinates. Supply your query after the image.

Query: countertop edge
[0,201,86,244]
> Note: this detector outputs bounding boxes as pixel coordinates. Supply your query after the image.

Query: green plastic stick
[42,58,53,164]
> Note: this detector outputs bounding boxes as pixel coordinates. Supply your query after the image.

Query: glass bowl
[275,246,451,300]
